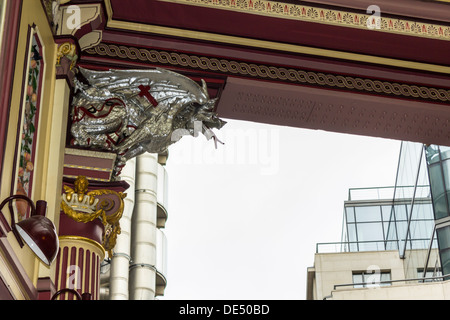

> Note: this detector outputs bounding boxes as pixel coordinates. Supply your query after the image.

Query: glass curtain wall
[343,199,398,252]
[342,142,437,280]
[394,143,434,276]
[342,190,434,254]
[425,145,450,279]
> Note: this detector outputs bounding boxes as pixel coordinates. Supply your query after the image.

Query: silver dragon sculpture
[70,67,226,176]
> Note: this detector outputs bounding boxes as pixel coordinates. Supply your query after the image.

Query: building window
[417,268,442,282]
[352,270,391,288]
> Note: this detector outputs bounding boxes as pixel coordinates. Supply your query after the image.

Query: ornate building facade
[0,0,448,299]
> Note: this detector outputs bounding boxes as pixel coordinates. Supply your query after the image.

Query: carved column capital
[60,175,128,257]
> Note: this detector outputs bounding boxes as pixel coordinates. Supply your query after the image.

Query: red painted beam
[109,0,450,66]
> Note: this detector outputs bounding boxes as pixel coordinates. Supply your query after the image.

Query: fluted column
[109,158,136,299]
[129,153,158,300]
[56,176,129,300]
[55,234,105,300]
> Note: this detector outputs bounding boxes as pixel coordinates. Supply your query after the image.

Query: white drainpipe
[109,158,136,300]
[129,153,158,300]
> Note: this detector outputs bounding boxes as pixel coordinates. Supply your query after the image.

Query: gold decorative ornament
[61,176,99,217]
[61,176,126,256]
[56,42,78,70]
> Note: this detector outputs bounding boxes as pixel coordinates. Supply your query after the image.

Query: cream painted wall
[313,250,406,300]
[311,249,444,300]
[0,0,61,297]
[331,280,450,300]
[2,0,57,206]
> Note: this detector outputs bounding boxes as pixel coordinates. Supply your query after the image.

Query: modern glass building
[308,141,449,299]
[342,186,436,254]
[340,142,440,277]
[425,145,450,280]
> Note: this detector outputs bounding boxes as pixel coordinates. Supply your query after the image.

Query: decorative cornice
[84,43,450,103]
[159,0,450,41]
[103,0,450,73]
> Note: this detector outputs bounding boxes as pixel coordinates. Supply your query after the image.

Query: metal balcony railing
[321,274,449,300]
[316,238,436,253]
[347,185,431,202]
[316,240,397,253]
[333,274,447,291]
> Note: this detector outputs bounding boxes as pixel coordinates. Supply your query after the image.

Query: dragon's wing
[78,67,209,104]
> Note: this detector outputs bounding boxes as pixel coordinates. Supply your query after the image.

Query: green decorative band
[84,43,450,103]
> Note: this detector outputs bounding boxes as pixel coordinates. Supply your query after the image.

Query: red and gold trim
[63,148,117,182]
[104,0,450,69]
[158,0,450,41]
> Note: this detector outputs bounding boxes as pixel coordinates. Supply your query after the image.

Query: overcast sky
[160,118,401,300]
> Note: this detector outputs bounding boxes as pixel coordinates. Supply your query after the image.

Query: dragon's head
[71,67,226,170]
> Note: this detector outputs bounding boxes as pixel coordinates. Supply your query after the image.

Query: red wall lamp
[0,195,59,266]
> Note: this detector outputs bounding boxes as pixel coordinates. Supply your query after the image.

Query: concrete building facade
[308,142,450,300]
